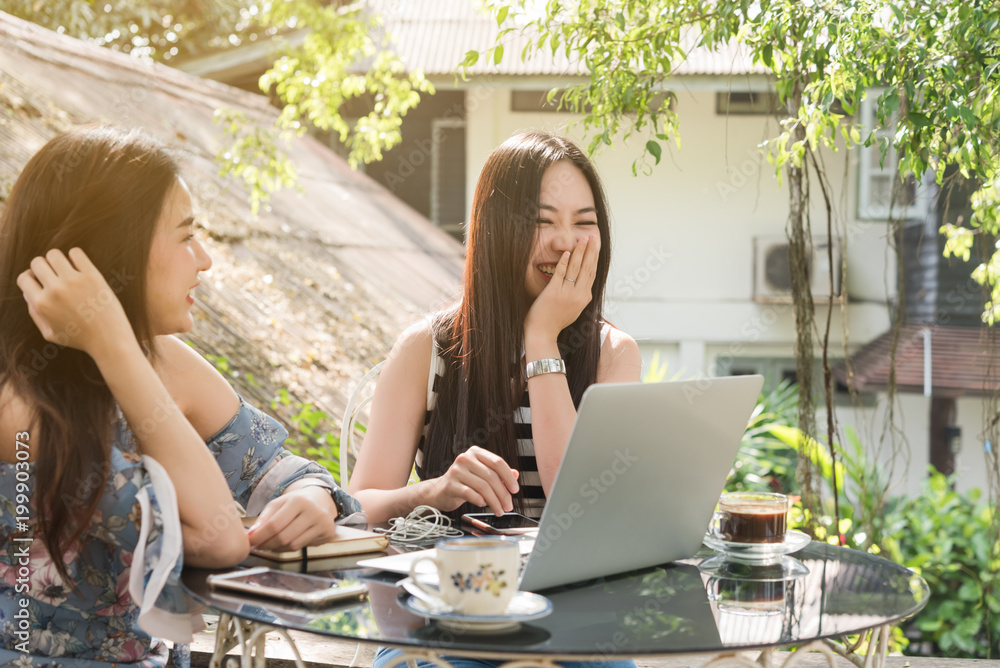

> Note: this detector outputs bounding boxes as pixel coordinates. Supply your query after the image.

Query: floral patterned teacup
[409,536,519,615]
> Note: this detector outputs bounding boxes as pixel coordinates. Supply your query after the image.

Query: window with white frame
[857,91,932,221]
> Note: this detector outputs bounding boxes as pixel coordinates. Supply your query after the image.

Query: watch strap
[525,358,567,379]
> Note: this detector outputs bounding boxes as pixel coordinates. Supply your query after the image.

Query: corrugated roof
[0,11,465,449]
[835,324,1000,397]
[373,0,763,78]
[174,0,764,83]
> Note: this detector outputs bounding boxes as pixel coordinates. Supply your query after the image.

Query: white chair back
[338,361,385,488]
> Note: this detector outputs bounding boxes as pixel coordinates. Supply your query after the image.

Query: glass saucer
[706,574,789,616]
[702,529,810,562]
[698,553,809,580]
[398,590,554,633]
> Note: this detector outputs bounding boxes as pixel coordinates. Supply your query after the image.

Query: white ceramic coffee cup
[409,536,520,615]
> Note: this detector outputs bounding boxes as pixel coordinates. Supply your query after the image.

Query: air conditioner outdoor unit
[753,235,842,302]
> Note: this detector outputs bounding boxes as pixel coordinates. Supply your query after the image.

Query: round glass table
[182,541,928,668]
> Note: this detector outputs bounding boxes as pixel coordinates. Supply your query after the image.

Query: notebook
[244,520,388,562]
[359,375,764,592]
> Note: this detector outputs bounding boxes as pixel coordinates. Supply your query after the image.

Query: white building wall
[464,85,986,497]
[955,397,992,492]
[828,394,990,496]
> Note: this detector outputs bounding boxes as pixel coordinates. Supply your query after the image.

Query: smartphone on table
[207,566,367,608]
[461,512,539,536]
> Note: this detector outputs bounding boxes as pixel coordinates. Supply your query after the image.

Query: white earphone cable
[373,505,464,544]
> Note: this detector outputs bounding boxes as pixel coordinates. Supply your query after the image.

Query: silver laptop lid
[519,374,764,592]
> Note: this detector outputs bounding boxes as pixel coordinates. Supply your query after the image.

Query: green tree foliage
[476,8,998,654]
[2,0,260,61]
[7,1,432,213]
[218,1,433,212]
[260,1,432,167]
[884,471,999,657]
[473,0,999,319]
[474,0,1000,537]
[728,381,997,656]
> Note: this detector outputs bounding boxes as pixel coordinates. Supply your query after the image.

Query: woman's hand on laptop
[424,446,520,516]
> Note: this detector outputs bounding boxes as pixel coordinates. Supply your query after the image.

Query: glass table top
[182,541,929,657]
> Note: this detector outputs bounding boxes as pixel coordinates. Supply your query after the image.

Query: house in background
[178,0,998,496]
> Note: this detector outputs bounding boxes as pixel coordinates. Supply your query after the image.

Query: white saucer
[398,589,553,633]
[702,529,810,561]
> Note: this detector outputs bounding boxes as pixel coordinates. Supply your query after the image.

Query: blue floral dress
[0,399,359,668]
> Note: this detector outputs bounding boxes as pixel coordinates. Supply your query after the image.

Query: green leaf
[461,50,480,68]
[493,45,504,65]
[907,112,931,128]
[917,616,943,632]
[883,90,900,116]
[496,6,509,26]
[957,579,981,602]
[646,140,662,164]
[762,44,773,68]
[958,105,976,129]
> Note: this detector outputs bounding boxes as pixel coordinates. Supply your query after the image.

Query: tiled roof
[0,11,465,444]
[835,324,1000,397]
[374,0,764,78]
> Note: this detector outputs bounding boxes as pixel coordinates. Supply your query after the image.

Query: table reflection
[182,541,928,657]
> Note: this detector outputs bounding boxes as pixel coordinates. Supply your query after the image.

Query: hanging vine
[784,85,823,528]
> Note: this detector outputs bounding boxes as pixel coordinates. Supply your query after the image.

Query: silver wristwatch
[525,358,567,379]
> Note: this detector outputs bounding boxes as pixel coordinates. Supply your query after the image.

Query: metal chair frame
[338,361,386,488]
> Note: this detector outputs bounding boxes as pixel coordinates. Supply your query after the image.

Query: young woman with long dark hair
[352,131,641,668]
[0,125,358,667]
[350,130,641,521]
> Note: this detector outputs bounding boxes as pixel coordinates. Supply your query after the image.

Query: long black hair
[421,131,612,513]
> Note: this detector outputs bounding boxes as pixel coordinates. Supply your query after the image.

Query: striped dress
[413,344,547,519]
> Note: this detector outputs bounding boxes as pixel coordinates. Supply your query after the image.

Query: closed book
[243,521,389,562]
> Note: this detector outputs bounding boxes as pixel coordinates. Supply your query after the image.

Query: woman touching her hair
[350,130,642,522]
[0,124,358,667]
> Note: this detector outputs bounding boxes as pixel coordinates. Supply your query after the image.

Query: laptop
[358,375,764,592]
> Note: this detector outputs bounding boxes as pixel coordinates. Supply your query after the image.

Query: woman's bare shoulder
[150,335,240,438]
[397,318,435,348]
[374,319,435,398]
[388,318,436,368]
[598,323,642,383]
